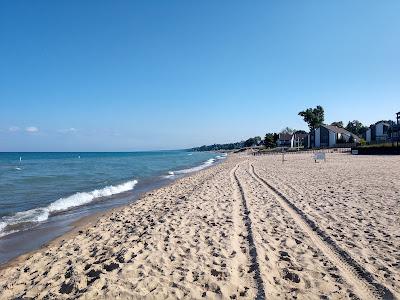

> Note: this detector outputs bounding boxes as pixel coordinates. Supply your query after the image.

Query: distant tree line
[191,136,263,151]
[190,143,243,152]
[192,105,396,151]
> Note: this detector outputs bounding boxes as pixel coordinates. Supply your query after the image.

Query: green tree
[273,133,279,143]
[298,105,325,132]
[243,138,253,148]
[295,130,307,134]
[375,120,396,128]
[244,137,260,147]
[264,133,276,148]
[331,121,344,128]
[345,120,367,136]
[280,127,296,135]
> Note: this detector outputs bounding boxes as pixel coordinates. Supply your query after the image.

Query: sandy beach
[0,153,399,299]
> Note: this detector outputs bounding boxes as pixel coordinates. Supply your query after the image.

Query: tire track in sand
[250,164,395,300]
[231,164,266,300]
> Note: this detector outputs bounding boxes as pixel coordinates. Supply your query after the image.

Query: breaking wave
[174,158,216,174]
[164,155,226,179]
[0,179,138,237]
[215,153,227,160]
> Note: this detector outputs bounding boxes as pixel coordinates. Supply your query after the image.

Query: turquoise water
[0,151,224,238]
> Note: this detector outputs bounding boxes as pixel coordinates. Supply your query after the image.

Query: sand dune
[0,153,398,299]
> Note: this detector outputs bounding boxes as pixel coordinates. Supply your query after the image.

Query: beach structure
[277,133,309,149]
[365,121,391,144]
[276,133,293,147]
[292,132,308,148]
[314,125,360,148]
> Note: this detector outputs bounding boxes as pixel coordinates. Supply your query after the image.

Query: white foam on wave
[163,171,175,179]
[175,158,216,174]
[0,207,50,238]
[216,153,228,159]
[48,180,138,212]
[0,179,138,238]
[0,228,17,238]
[164,157,218,179]
[0,222,7,233]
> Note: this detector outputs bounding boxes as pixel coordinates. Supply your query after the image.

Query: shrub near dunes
[352,145,400,155]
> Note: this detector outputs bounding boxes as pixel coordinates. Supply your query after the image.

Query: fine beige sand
[0,153,399,299]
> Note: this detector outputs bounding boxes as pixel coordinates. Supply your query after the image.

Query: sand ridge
[250,163,391,299]
[251,153,400,298]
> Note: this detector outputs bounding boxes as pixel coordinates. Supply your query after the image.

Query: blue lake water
[0,151,225,263]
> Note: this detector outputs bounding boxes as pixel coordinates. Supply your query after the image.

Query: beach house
[276,133,293,147]
[291,133,309,148]
[365,122,391,144]
[314,125,360,148]
[277,133,309,148]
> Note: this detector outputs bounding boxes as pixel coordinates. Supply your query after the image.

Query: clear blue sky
[1,1,399,151]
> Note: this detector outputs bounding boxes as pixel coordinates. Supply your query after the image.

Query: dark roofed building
[315,125,360,148]
[276,133,293,147]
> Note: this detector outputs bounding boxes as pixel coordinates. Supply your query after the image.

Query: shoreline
[0,153,398,299]
[0,179,178,271]
[0,157,225,269]
[0,208,107,271]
